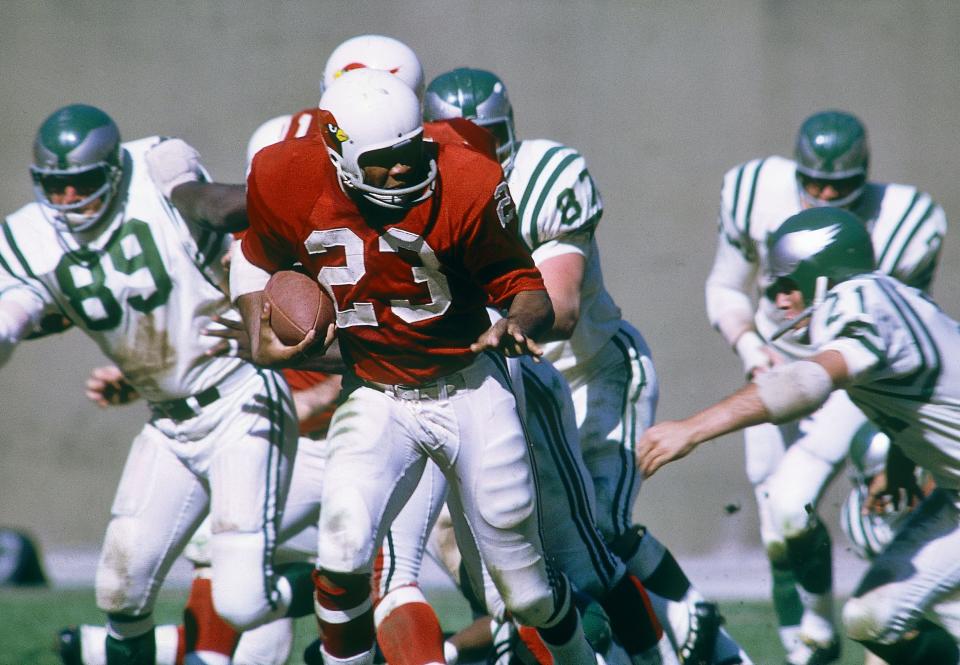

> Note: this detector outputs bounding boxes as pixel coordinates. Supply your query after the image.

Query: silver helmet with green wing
[794,110,869,209]
[423,68,517,174]
[30,104,123,233]
[767,207,875,305]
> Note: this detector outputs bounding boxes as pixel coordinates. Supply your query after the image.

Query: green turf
[0,586,866,664]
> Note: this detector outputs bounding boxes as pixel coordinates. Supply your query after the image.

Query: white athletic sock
[154,625,180,665]
[79,625,107,665]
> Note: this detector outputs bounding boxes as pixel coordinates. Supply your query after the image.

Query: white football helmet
[245,114,293,174]
[319,68,436,210]
[321,34,424,99]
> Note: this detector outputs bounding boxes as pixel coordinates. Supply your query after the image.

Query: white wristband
[734,330,770,376]
[443,641,459,665]
[754,360,833,423]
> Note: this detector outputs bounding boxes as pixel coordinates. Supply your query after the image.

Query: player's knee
[95,518,154,613]
[493,565,558,627]
[210,531,277,630]
[769,488,817,540]
[317,485,376,571]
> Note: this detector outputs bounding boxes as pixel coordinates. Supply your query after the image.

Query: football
[264,270,335,346]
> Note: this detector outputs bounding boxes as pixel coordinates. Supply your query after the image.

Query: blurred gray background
[2,1,958,565]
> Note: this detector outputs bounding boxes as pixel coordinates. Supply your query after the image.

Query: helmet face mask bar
[30,104,123,233]
[423,68,517,174]
[320,69,436,210]
[794,110,869,209]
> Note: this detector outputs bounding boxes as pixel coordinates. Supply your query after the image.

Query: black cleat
[679,602,723,665]
[55,627,82,665]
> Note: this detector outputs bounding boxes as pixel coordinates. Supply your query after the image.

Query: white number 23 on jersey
[304,228,452,327]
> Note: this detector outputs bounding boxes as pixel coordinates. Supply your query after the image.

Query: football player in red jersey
[231,68,596,665]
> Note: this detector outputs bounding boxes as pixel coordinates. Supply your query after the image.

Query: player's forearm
[171,182,248,233]
[705,282,756,346]
[538,252,584,341]
[682,383,771,445]
[705,238,758,346]
[505,289,555,341]
[236,291,265,360]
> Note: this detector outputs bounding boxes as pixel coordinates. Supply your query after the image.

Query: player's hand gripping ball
[264,271,335,346]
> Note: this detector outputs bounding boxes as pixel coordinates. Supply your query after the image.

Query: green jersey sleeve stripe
[1,222,39,280]
[0,232,28,287]
[527,153,580,249]
[0,221,65,307]
[516,146,564,226]
[870,277,940,399]
[886,201,937,283]
[729,163,747,222]
[875,191,920,267]
[840,326,886,367]
[742,158,766,246]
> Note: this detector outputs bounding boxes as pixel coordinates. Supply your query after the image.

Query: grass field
[0,587,867,664]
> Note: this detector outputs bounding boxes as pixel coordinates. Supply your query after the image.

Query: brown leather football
[264,270,335,346]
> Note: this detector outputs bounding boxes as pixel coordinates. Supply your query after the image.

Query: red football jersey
[244,133,543,384]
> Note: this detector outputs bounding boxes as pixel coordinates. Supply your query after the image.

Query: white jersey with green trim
[809,272,960,489]
[508,139,621,373]
[0,136,240,401]
[713,155,946,358]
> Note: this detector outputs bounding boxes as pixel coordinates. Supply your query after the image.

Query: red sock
[175,625,186,665]
[600,574,663,654]
[314,569,375,657]
[518,625,555,665]
[377,600,445,665]
[183,576,240,657]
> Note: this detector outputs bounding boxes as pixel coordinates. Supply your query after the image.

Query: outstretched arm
[636,350,849,477]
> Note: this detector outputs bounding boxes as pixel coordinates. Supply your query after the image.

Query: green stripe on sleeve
[527,153,579,249]
[876,191,919,268]
[516,147,564,233]
[887,201,936,282]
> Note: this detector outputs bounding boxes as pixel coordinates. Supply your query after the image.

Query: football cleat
[679,602,723,665]
[785,635,841,665]
[55,627,82,665]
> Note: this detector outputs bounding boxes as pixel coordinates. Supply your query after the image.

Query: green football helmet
[30,103,123,232]
[794,110,869,209]
[423,68,517,174]
[767,207,875,305]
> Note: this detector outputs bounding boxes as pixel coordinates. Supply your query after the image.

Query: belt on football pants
[362,374,466,401]
[150,386,221,421]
